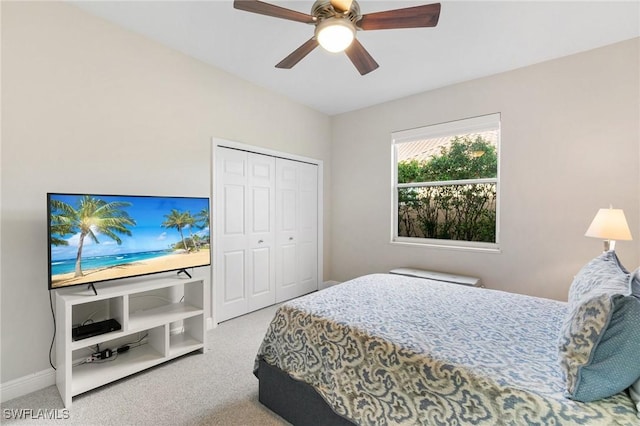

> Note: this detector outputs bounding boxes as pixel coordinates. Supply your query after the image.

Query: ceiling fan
[233,0,441,75]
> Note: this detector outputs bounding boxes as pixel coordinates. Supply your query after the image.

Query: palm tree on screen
[162,209,190,252]
[49,199,76,246]
[195,208,210,246]
[183,212,198,251]
[195,208,210,231]
[52,196,135,277]
[74,197,135,277]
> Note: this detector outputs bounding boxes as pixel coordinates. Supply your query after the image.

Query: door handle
[258,240,264,244]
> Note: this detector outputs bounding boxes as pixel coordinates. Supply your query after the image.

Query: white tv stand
[55,275,207,408]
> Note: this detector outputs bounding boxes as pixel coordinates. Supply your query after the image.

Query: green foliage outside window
[397,136,497,243]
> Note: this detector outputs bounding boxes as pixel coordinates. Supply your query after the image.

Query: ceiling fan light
[316,18,355,53]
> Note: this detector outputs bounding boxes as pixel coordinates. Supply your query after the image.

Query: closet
[214,145,320,322]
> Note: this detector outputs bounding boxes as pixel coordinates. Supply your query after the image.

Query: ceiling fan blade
[330,0,353,13]
[276,38,319,69]
[358,3,441,30]
[345,39,379,75]
[233,0,316,24]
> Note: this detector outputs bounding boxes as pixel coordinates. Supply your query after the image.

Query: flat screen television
[48,193,210,290]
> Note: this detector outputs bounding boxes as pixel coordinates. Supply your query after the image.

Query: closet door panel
[280,190,297,232]
[275,158,318,302]
[224,185,245,235]
[216,148,250,321]
[252,188,270,232]
[299,241,314,282]
[281,244,297,286]
[275,159,296,302]
[223,250,245,303]
[247,153,276,312]
[298,162,318,294]
[251,248,271,295]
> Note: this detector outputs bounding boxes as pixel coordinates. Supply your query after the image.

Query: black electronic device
[72,318,121,341]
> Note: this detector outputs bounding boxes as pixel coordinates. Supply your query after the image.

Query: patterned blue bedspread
[255,274,638,425]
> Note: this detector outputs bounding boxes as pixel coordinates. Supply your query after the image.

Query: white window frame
[391,113,501,252]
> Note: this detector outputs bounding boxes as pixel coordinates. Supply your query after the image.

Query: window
[391,113,500,250]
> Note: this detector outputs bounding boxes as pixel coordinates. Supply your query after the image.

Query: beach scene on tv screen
[49,194,210,288]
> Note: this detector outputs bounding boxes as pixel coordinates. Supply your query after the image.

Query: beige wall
[0,1,331,383]
[330,38,640,301]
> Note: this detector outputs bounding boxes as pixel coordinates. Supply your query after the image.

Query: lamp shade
[585,208,632,241]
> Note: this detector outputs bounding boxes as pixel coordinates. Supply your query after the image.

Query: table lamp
[584,206,632,251]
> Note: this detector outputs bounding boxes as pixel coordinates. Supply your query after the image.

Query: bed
[254,263,640,425]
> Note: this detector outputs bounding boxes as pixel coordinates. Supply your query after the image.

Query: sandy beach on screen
[51,249,210,288]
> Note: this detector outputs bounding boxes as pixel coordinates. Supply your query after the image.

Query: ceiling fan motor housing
[311,0,361,25]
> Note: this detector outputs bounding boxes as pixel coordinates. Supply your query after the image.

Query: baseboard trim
[319,280,340,291]
[0,368,55,403]
[206,317,215,330]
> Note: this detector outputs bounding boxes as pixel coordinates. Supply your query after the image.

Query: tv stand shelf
[55,275,207,407]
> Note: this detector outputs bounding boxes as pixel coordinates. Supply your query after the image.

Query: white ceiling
[72,1,640,116]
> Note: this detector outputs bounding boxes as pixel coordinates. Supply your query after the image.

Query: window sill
[390,239,501,254]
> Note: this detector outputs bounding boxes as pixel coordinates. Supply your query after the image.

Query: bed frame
[257,359,354,425]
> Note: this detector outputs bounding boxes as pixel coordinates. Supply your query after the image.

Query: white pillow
[631,379,640,418]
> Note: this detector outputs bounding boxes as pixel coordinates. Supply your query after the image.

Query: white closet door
[216,147,247,321]
[215,147,275,321]
[246,153,276,312]
[275,158,318,302]
[297,161,318,295]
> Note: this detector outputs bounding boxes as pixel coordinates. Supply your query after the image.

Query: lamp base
[604,240,616,252]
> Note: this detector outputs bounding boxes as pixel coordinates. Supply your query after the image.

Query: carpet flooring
[1,304,288,425]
